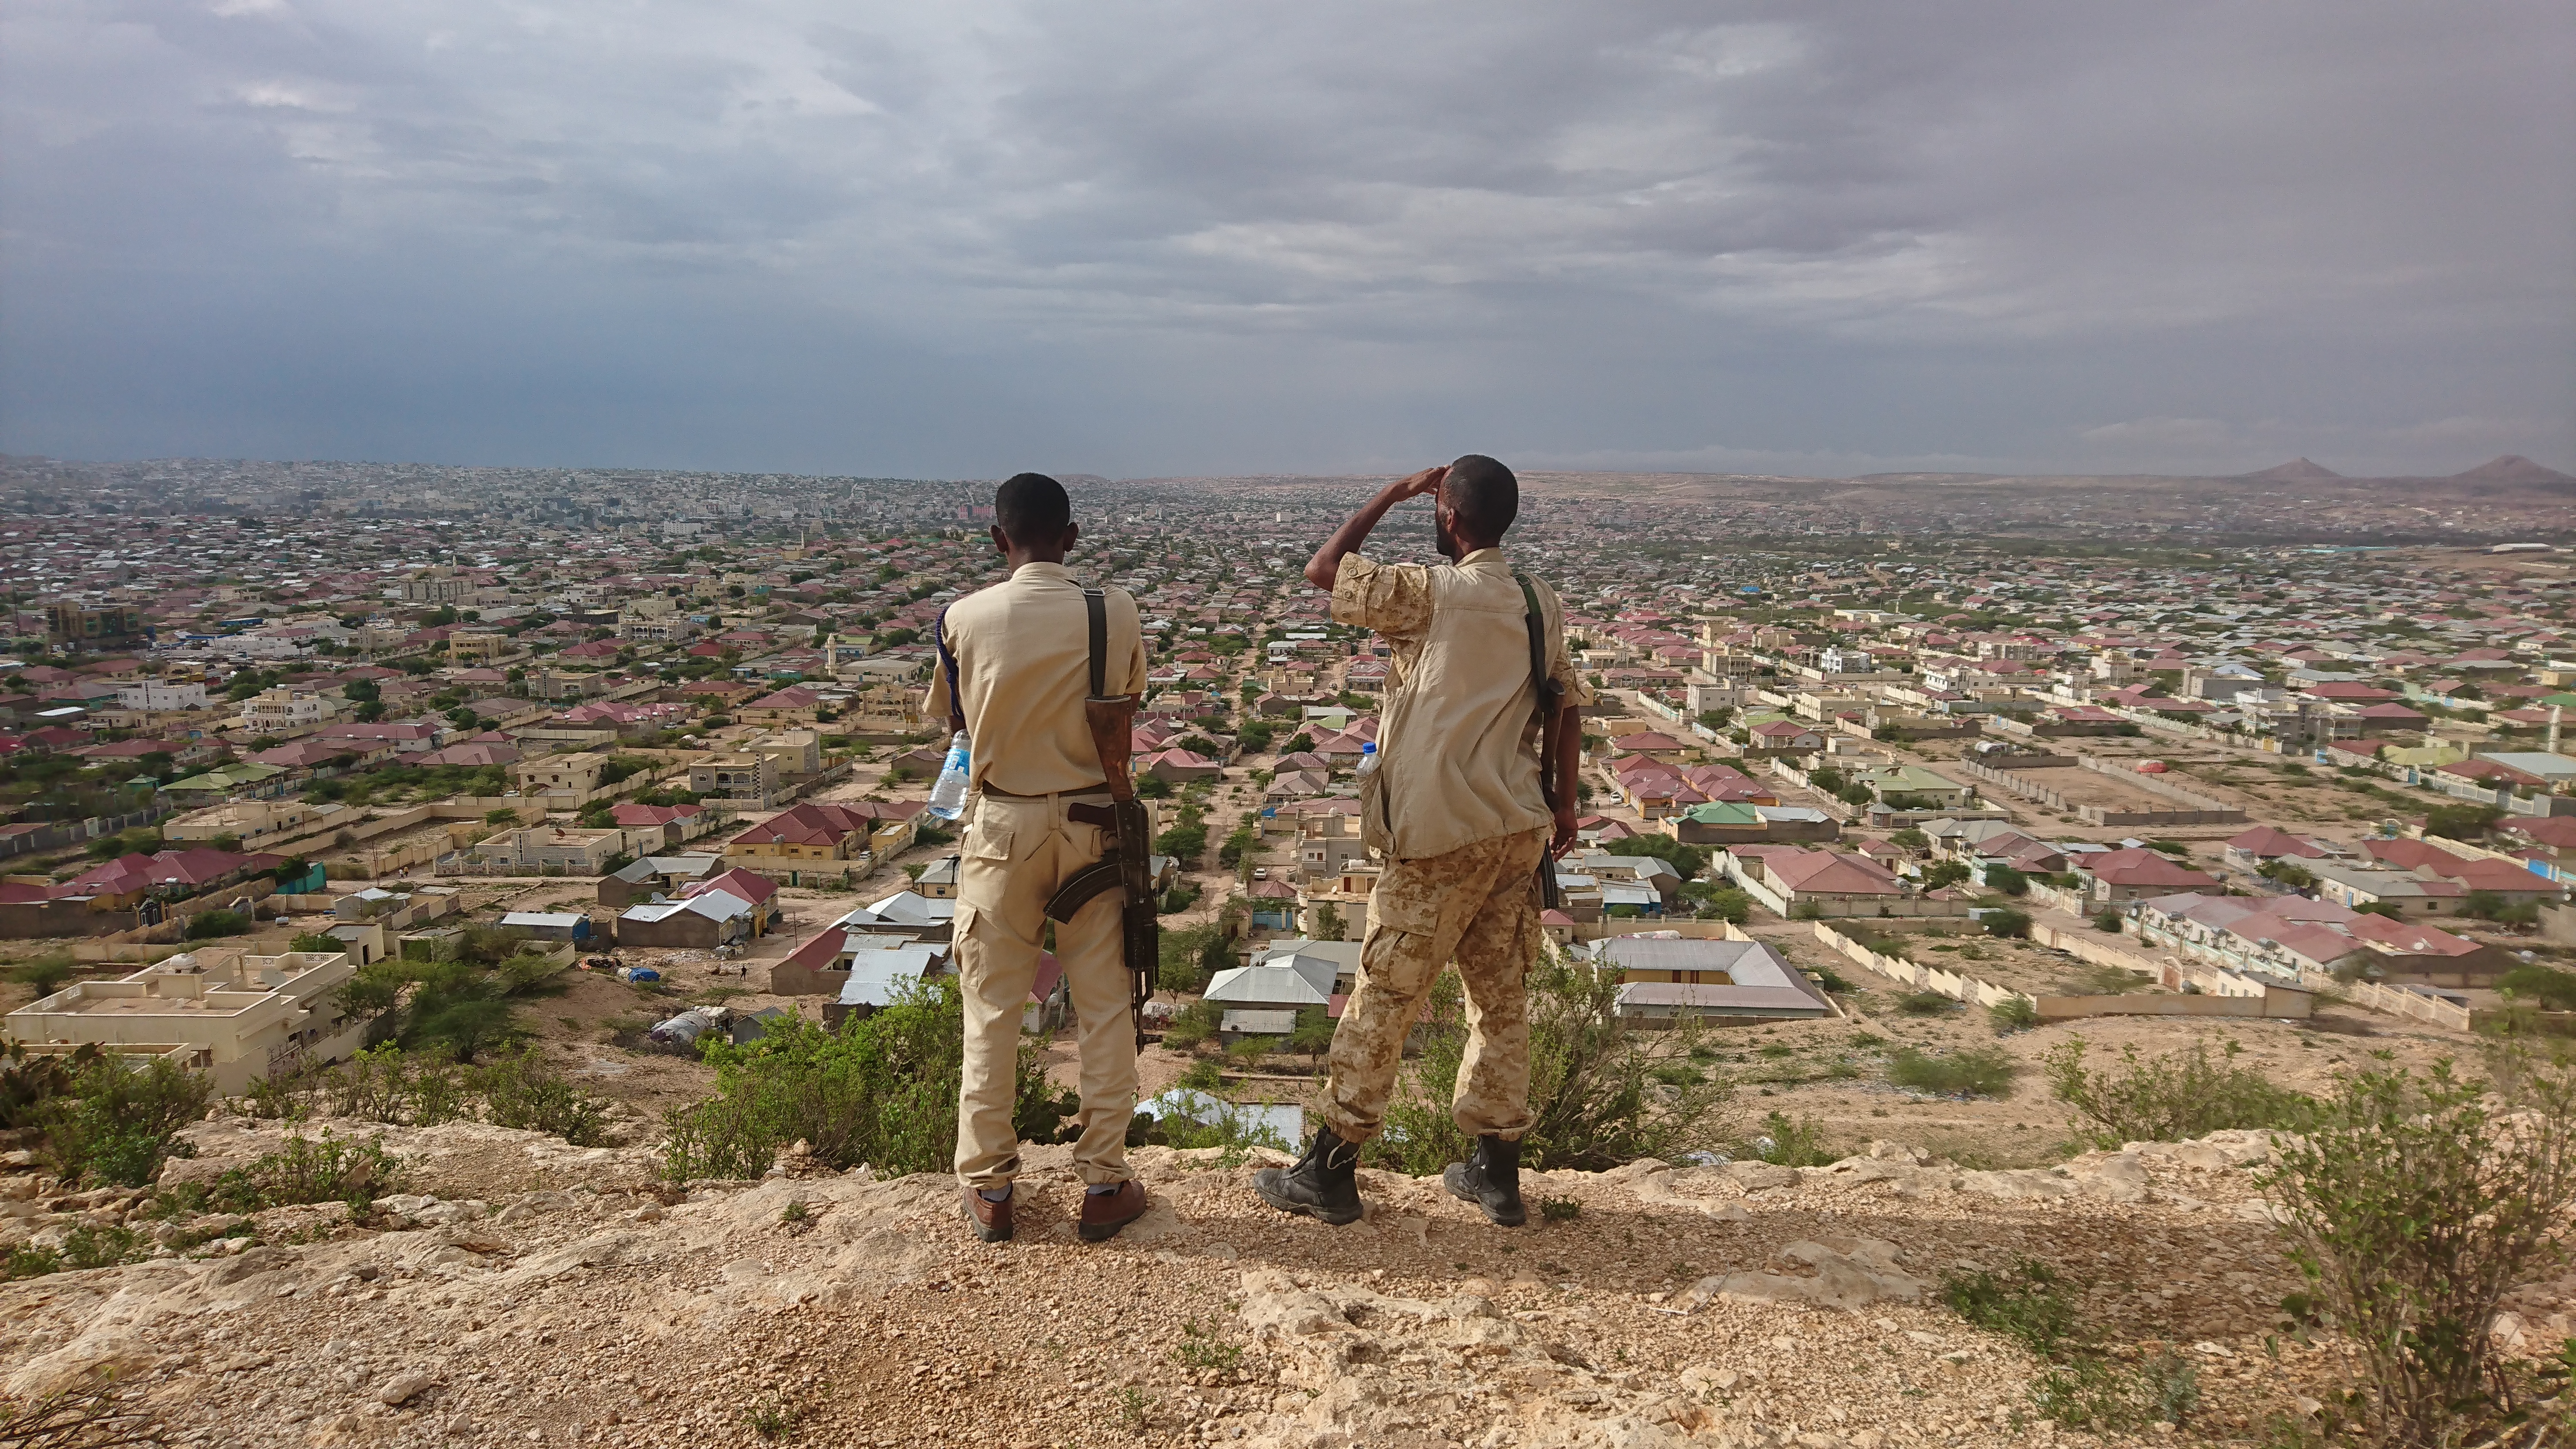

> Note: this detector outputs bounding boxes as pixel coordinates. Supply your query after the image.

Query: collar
[1456,547,1509,569]
[1011,561,1077,581]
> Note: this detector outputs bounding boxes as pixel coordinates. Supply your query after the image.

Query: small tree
[1289,1006,1335,1072]
[9,956,74,999]
[1312,903,1345,941]
[2261,1055,2576,1449]
[1982,865,2030,898]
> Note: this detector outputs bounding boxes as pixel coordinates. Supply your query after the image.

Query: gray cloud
[1,0,2569,477]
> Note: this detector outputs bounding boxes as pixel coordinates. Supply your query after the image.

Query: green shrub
[2258,1053,2576,1449]
[2043,1036,2312,1148]
[1142,1095,1290,1158]
[1680,882,1752,923]
[1174,1058,1224,1093]
[1603,834,1710,882]
[40,1054,213,1187]
[0,1040,95,1131]
[1743,1110,1838,1167]
[0,1224,150,1283]
[1369,957,1731,1173]
[1981,908,2033,940]
[1988,996,2040,1034]
[1157,923,1228,994]
[1983,865,2030,897]
[1888,1046,2018,1099]
[2499,964,2576,1012]
[288,932,343,954]
[211,1129,407,1213]
[2091,910,2123,933]
[659,979,1045,1180]
[184,910,251,940]
[1942,1259,2198,1431]
[1944,1258,2084,1358]
[1222,1035,1277,1072]
[473,1046,614,1147]
[1895,990,1955,1016]
[7,955,76,1000]
[1161,998,1223,1053]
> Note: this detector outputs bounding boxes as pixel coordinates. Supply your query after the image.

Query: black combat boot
[1444,1135,1526,1226]
[1254,1127,1364,1225]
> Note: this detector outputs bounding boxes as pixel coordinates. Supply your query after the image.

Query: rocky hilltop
[10,1113,2532,1449]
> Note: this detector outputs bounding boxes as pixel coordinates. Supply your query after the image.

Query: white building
[117,680,210,712]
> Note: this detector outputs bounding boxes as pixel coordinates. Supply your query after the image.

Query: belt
[976,783,1115,801]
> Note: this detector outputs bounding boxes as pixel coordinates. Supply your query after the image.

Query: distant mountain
[2451,455,2576,485]
[2240,458,2343,482]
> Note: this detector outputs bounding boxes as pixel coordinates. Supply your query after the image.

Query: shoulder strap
[1515,573,1566,707]
[1084,588,1108,700]
[935,605,965,734]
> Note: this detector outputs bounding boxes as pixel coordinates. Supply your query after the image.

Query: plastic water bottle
[1355,740,1379,778]
[926,730,971,820]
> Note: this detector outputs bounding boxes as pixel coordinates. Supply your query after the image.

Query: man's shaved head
[1443,454,1518,542]
[994,472,1072,545]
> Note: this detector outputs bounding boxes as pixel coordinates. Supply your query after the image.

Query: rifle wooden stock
[1085,697,1139,802]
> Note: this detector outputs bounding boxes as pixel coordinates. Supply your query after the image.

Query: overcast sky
[3,0,2570,480]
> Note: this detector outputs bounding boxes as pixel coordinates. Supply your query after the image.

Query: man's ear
[990,523,1012,557]
[1062,520,1081,553]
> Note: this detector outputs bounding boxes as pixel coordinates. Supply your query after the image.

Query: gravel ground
[0,1115,2510,1449]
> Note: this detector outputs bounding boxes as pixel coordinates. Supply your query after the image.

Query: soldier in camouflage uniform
[1254,455,1587,1227]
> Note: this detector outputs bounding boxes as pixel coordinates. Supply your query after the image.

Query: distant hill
[2241,458,2343,482]
[2451,455,2576,485]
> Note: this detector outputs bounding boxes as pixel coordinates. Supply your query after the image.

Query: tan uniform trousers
[953,788,1139,1190]
[1319,827,1548,1145]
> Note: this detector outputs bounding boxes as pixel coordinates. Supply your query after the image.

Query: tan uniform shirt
[1332,548,1590,861]
[922,562,1148,797]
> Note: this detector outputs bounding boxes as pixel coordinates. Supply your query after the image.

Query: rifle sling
[1084,588,1108,699]
[934,605,966,735]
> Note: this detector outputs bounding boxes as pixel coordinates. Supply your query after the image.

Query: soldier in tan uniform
[1254,455,1588,1227]
[924,473,1153,1244]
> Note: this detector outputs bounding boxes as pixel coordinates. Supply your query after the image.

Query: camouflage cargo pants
[1319,827,1548,1145]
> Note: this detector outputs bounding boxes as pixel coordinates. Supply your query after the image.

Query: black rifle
[1041,589,1160,1052]
[1517,572,1569,912]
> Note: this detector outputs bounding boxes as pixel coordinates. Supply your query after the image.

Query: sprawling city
[0,449,2570,1444]
[4,0,2571,1441]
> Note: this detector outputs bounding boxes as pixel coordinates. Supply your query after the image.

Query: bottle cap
[1361,741,1376,754]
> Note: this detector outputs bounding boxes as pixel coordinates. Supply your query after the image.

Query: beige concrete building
[447,629,512,663]
[749,730,823,778]
[2,948,365,1095]
[690,752,779,805]
[472,826,624,873]
[512,751,610,799]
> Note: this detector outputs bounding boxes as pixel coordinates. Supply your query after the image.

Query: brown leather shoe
[962,1185,1012,1243]
[1077,1181,1148,1242]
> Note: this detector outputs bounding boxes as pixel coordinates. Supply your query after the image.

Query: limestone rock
[377,1370,436,1406]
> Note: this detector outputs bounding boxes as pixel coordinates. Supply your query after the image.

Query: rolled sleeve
[1548,636,1594,707]
[1330,554,1434,639]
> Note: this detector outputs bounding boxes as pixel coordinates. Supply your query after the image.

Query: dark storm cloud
[1,0,2568,476]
